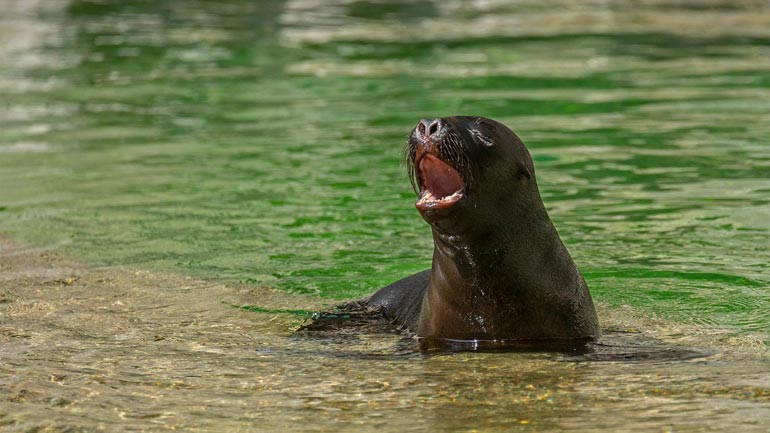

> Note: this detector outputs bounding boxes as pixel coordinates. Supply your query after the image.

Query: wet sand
[0,236,327,431]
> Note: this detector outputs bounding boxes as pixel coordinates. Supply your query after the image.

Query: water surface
[1,0,770,431]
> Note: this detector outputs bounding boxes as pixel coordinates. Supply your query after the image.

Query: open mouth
[416,153,465,210]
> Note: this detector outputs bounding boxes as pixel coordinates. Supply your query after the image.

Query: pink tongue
[419,154,463,199]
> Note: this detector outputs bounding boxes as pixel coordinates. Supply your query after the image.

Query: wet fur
[370,116,601,343]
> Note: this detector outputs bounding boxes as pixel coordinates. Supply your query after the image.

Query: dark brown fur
[369,116,600,344]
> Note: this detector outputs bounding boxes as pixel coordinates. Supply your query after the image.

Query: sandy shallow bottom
[1,236,769,433]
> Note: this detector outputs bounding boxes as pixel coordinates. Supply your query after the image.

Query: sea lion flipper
[368,269,429,333]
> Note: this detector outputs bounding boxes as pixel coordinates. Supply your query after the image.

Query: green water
[3,2,770,432]
[2,1,770,334]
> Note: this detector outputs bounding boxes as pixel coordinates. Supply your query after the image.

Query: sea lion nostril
[417,121,427,136]
[428,120,440,136]
[416,119,441,140]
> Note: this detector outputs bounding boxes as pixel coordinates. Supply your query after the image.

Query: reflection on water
[1,0,770,430]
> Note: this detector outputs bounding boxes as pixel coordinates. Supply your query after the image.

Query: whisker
[403,137,419,194]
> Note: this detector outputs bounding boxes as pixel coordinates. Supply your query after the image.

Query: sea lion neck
[420,205,583,340]
[428,207,559,289]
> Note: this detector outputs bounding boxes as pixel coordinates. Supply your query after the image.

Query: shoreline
[2,234,766,354]
[0,234,331,365]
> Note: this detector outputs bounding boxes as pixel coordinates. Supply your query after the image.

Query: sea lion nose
[416,118,443,141]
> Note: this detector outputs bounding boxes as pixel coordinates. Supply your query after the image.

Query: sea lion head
[406,116,541,237]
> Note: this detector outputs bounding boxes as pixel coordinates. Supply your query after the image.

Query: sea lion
[368,116,600,345]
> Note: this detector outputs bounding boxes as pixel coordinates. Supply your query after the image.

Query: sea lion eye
[470,129,494,147]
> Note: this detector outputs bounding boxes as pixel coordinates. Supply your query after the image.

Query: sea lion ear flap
[516,159,532,180]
